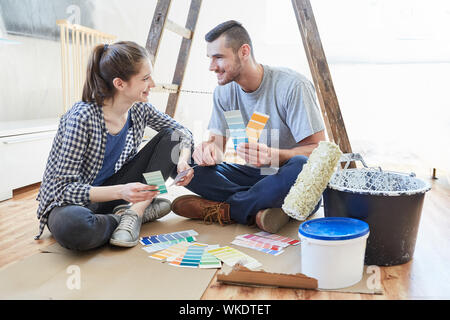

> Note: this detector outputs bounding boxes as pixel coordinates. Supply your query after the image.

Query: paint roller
[282,141,342,220]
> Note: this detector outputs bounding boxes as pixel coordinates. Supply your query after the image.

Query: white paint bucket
[298,217,370,289]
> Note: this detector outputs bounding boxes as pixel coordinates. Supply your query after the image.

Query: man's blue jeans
[185,155,321,225]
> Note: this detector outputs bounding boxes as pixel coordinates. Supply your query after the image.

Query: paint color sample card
[199,250,222,269]
[231,238,284,256]
[254,231,301,246]
[149,242,191,261]
[246,111,269,143]
[224,110,248,149]
[175,243,222,269]
[235,234,290,248]
[140,229,199,246]
[142,171,167,194]
[141,236,195,254]
[207,246,262,270]
[169,164,198,186]
[169,244,207,268]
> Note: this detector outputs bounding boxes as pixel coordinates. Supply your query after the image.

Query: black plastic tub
[323,168,431,266]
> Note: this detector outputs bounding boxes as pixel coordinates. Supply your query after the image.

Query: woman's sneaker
[142,198,172,223]
[112,203,131,215]
[109,209,142,247]
[112,198,171,224]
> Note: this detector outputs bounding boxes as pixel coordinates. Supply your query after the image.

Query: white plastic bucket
[298,217,370,289]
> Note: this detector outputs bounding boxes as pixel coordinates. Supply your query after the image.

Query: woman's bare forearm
[89,185,123,202]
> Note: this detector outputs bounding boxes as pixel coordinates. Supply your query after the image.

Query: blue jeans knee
[47,206,117,251]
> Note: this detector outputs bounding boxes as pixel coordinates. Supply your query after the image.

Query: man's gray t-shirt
[208,65,324,151]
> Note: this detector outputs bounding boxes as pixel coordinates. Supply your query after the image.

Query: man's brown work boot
[171,195,234,225]
[255,208,290,233]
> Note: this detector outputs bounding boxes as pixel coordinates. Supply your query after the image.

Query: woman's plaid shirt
[35,101,193,239]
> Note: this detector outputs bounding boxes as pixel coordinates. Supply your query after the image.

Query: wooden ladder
[291,0,353,156]
[145,0,353,156]
[145,0,202,118]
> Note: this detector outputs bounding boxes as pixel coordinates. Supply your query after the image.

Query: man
[171,20,325,233]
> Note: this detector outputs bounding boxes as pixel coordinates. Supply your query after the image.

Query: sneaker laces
[117,211,138,232]
[202,202,227,226]
[145,203,159,220]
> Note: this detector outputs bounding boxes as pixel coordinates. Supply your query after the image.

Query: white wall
[0,35,62,120]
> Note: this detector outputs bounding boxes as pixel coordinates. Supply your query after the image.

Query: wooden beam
[165,0,202,117]
[146,0,172,65]
[291,0,353,155]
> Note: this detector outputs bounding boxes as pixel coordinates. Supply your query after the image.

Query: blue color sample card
[140,229,199,246]
[169,245,207,268]
[224,110,248,150]
[141,236,196,253]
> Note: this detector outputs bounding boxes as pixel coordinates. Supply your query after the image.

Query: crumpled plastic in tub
[328,168,431,196]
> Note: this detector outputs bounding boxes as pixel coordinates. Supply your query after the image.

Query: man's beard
[217,56,242,85]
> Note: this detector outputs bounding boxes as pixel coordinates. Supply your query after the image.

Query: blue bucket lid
[298,217,369,241]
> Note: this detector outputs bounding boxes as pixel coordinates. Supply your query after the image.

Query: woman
[35,41,194,250]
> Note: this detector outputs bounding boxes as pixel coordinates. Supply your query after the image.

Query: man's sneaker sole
[109,237,139,247]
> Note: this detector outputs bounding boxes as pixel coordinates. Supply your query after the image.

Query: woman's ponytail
[82,44,111,105]
[82,41,149,106]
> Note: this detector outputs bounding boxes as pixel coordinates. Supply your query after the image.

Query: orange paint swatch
[246,111,269,143]
[149,242,190,261]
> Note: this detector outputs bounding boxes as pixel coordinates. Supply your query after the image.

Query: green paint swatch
[143,171,168,194]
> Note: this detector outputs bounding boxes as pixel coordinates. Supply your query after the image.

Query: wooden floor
[1,173,449,300]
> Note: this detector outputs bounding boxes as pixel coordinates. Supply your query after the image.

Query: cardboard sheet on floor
[0,207,382,299]
[0,215,243,300]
